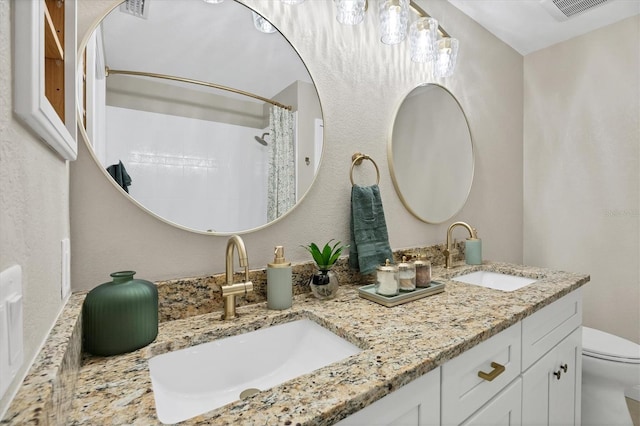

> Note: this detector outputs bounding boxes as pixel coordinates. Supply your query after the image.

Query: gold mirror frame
[77,0,323,236]
[388,84,474,224]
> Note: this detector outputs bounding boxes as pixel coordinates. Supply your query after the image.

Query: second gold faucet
[444,221,477,269]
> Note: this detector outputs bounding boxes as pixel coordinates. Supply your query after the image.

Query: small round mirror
[389,84,474,224]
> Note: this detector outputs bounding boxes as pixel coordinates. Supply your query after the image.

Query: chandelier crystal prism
[435,37,459,78]
[379,0,409,45]
[334,0,367,25]
[252,11,277,34]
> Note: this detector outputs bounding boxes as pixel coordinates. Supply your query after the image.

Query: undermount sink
[148,318,362,424]
[452,270,538,292]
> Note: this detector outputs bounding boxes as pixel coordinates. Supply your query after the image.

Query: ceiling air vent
[120,0,150,19]
[540,0,611,21]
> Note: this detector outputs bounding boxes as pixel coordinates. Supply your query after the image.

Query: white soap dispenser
[267,246,292,310]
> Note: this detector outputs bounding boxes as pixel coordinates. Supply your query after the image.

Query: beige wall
[523,16,640,343]
[71,0,524,290]
[1,0,635,416]
[0,0,70,415]
[0,0,523,413]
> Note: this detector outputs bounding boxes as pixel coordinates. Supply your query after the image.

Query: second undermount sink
[452,270,538,292]
[148,318,362,424]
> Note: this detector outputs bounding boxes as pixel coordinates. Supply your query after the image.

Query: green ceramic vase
[83,271,158,356]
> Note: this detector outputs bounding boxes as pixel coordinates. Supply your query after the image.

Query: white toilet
[582,326,640,425]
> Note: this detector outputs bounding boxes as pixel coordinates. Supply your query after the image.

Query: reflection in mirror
[389,84,473,224]
[79,0,322,234]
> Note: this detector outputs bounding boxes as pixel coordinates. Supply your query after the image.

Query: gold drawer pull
[478,362,506,382]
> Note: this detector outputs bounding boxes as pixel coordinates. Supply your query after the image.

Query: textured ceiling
[447,0,640,55]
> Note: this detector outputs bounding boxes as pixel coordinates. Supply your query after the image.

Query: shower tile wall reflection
[105,107,268,232]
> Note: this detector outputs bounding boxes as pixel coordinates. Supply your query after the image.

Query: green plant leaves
[302,239,348,269]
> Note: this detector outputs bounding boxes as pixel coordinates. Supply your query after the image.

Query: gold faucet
[444,221,477,269]
[221,235,254,320]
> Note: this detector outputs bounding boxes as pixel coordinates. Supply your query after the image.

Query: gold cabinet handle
[560,363,568,373]
[553,370,562,380]
[477,362,506,382]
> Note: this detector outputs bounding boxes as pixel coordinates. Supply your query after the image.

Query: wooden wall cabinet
[13,0,77,161]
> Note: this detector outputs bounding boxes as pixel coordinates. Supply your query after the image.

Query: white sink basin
[148,318,362,424]
[452,271,537,292]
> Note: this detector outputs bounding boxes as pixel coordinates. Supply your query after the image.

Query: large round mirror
[389,84,473,224]
[78,0,322,234]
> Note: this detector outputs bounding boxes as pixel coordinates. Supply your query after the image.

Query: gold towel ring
[350,152,380,186]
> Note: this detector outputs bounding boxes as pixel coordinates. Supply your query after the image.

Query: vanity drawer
[441,323,522,425]
[521,289,582,371]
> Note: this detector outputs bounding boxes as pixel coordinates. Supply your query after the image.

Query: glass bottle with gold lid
[398,256,416,291]
[414,254,432,288]
[375,259,399,296]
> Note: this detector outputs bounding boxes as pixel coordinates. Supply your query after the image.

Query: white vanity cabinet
[522,328,581,425]
[522,290,583,426]
[338,289,583,426]
[336,367,440,426]
[452,289,582,426]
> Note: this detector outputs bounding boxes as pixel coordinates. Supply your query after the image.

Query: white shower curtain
[267,105,296,222]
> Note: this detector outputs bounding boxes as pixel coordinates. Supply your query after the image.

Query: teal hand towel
[349,184,393,275]
[107,160,132,193]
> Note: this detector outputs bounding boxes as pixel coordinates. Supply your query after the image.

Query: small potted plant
[302,240,346,300]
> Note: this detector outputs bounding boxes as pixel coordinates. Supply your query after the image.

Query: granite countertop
[61,262,588,425]
[0,260,589,425]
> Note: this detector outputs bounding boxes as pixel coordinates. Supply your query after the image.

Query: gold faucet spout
[445,221,477,269]
[222,235,253,320]
[226,235,249,284]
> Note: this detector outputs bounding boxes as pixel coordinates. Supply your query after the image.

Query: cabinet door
[461,378,522,426]
[522,327,581,426]
[13,0,78,160]
[336,367,440,426]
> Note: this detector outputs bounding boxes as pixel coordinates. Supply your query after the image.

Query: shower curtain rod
[105,67,293,111]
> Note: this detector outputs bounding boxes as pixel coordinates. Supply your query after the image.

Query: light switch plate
[7,294,23,365]
[0,302,9,399]
[0,265,23,400]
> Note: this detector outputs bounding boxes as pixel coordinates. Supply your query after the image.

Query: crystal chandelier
[334,0,459,77]
[243,0,458,77]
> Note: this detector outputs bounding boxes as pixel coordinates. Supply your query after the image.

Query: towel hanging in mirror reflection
[106,160,132,193]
